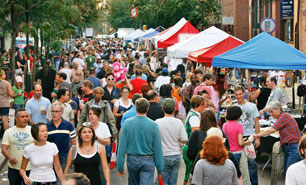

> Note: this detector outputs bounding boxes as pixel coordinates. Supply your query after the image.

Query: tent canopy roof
[212,32,306,70]
[124,29,144,41]
[167,26,242,58]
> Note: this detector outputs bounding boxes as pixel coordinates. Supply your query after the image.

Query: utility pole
[200,0,205,31]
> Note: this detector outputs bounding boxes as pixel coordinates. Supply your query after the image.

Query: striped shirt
[47,118,76,158]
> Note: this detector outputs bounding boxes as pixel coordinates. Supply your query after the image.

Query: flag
[130,5,138,18]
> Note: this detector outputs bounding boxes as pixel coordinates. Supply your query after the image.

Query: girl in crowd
[192,134,238,185]
[12,76,24,111]
[20,122,63,185]
[64,123,110,185]
[113,86,132,131]
[102,73,121,108]
[222,106,251,164]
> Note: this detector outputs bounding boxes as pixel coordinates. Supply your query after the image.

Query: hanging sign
[260,18,276,34]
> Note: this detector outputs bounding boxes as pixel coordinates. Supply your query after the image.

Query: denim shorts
[0,107,9,116]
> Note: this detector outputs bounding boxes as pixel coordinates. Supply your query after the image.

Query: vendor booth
[153,18,199,49]
[134,28,156,42]
[212,32,306,179]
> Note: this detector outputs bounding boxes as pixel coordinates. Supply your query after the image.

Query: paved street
[0,141,285,185]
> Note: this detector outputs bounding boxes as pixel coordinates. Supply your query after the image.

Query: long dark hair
[200,109,217,132]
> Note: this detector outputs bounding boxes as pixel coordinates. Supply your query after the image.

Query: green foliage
[108,0,221,30]
[107,0,140,30]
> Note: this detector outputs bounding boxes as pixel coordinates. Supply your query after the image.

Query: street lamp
[200,0,205,31]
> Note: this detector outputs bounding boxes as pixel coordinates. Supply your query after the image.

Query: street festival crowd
[0,38,306,185]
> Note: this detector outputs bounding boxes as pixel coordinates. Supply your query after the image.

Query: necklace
[83,146,92,154]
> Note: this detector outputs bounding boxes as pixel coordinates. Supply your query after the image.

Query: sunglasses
[107,78,114,81]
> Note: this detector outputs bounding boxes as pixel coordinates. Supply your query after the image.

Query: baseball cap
[16,76,23,83]
[207,127,226,143]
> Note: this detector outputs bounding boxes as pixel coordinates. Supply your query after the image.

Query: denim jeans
[8,167,30,185]
[248,158,258,185]
[57,157,67,185]
[284,143,301,173]
[13,103,24,112]
[161,155,180,185]
[127,155,155,185]
[99,164,106,185]
[233,153,242,164]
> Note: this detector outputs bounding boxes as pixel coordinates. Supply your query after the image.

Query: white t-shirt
[2,126,34,170]
[60,68,72,83]
[114,98,132,109]
[156,117,188,156]
[189,109,201,128]
[23,142,58,182]
[95,122,111,146]
[285,160,306,185]
[154,76,171,90]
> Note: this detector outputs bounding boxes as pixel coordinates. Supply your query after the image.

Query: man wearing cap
[154,68,170,90]
[156,98,188,185]
[117,98,164,185]
[86,67,101,88]
[0,70,15,131]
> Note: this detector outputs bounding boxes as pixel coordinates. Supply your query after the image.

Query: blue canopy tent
[212,32,306,70]
[139,30,160,41]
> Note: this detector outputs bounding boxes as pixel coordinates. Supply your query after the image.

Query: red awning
[188,36,243,67]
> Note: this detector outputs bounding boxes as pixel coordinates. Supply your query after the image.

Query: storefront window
[283,19,293,42]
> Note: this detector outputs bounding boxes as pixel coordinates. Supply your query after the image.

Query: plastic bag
[243,136,256,159]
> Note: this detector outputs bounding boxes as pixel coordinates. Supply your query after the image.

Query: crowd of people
[0,38,306,185]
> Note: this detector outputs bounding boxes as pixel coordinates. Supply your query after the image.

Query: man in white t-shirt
[2,109,34,185]
[156,98,188,185]
[59,62,72,83]
[285,135,306,185]
[72,53,85,71]
[154,68,171,90]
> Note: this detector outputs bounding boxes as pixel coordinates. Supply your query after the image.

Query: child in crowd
[222,106,251,163]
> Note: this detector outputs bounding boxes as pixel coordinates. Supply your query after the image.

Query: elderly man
[25,83,51,125]
[2,109,34,185]
[117,98,164,185]
[47,102,76,173]
[254,101,301,173]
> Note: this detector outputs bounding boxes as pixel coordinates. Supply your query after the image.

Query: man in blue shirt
[86,67,101,88]
[120,93,142,127]
[117,98,164,185]
[25,83,51,125]
[47,102,76,179]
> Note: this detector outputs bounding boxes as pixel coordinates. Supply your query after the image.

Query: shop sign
[281,0,294,18]
[222,17,234,25]
[260,18,276,34]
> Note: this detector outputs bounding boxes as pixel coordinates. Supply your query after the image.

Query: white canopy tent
[124,29,145,42]
[167,26,242,58]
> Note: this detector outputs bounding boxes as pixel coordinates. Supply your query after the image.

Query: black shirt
[147,102,164,121]
[96,69,106,79]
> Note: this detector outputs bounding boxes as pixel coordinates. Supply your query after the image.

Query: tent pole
[248,69,251,101]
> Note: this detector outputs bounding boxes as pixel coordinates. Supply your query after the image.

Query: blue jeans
[233,153,241,164]
[57,157,67,185]
[99,164,106,185]
[127,155,155,185]
[161,155,180,185]
[284,143,301,173]
[8,167,30,185]
[13,103,24,112]
[248,158,258,185]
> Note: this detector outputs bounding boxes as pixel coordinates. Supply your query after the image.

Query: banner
[130,5,138,18]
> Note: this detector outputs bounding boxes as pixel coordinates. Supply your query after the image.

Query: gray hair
[93,87,104,94]
[266,101,282,111]
[51,102,64,112]
[64,62,69,67]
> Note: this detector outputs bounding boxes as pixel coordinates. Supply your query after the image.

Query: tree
[107,0,139,30]
[107,0,221,30]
